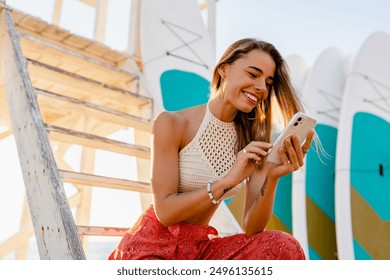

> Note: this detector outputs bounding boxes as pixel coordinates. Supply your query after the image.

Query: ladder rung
[46,124,150,159]
[19,33,139,87]
[27,60,152,116]
[77,225,128,237]
[36,88,152,132]
[59,169,151,193]
[12,8,129,65]
[28,58,144,100]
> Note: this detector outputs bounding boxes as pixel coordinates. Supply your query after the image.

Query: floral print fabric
[108,206,305,260]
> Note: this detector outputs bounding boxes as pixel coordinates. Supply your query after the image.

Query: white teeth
[244,92,258,102]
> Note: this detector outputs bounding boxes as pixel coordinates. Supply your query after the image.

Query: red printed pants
[108,205,305,260]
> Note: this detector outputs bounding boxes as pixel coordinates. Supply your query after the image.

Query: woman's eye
[248,72,256,78]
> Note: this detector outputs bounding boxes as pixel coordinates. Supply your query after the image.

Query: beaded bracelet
[207,181,219,205]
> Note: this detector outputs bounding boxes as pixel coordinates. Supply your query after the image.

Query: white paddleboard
[139,0,214,115]
[335,31,390,259]
[292,47,346,259]
[285,54,309,98]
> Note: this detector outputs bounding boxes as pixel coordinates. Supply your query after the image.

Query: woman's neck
[209,97,237,123]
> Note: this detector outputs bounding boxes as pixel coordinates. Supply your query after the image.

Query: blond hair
[210,38,304,152]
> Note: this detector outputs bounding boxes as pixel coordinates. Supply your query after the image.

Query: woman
[109,38,314,260]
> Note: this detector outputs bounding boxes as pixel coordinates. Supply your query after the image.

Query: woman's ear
[218,64,227,79]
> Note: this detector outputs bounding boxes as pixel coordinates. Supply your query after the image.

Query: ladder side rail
[0,9,85,260]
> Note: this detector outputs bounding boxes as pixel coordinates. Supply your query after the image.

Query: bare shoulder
[153,104,206,133]
[153,104,207,147]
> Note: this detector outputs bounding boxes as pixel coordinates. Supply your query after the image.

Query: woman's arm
[242,131,314,236]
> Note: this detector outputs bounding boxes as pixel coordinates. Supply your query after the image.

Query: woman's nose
[254,80,267,91]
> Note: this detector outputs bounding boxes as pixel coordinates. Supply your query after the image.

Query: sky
[1,0,390,258]
[216,0,390,65]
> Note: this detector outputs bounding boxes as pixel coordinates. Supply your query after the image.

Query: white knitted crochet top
[178,102,242,200]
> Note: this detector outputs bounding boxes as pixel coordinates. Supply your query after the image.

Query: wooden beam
[12,8,129,66]
[76,118,95,255]
[36,89,152,132]
[0,9,85,260]
[127,0,141,66]
[94,0,108,43]
[135,129,153,210]
[27,60,152,116]
[15,197,31,259]
[52,0,63,25]
[77,225,128,237]
[46,124,151,159]
[0,128,12,139]
[59,169,151,193]
[79,0,96,7]
[19,33,139,86]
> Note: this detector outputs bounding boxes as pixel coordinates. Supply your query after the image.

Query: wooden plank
[11,9,128,66]
[94,0,108,43]
[40,25,70,41]
[15,197,31,259]
[27,60,150,108]
[17,12,48,33]
[79,0,96,7]
[63,33,93,49]
[52,0,63,26]
[0,128,12,139]
[36,89,152,132]
[9,9,25,25]
[0,85,11,125]
[59,169,151,193]
[77,225,128,237]
[46,124,151,159]
[0,9,85,259]
[77,122,95,254]
[19,34,138,88]
[135,130,153,210]
[102,49,129,64]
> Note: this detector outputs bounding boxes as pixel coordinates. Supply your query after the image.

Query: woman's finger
[241,147,262,163]
[278,146,290,165]
[242,141,272,158]
[291,135,304,166]
[302,130,315,154]
[285,138,300,170]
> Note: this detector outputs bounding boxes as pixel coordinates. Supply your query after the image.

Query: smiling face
[218,49,276,113]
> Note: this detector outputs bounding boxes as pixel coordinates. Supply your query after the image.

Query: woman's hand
[224,141,272,186]
[267,130,315,180]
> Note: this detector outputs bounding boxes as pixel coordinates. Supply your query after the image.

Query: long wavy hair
[210,38,305,153]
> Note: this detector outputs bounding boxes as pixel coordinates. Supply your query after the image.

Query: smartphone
[266,112,317,164]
